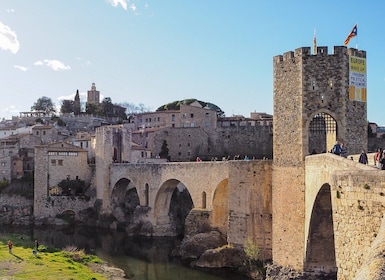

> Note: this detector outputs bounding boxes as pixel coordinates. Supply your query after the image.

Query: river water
[3,225,246,280]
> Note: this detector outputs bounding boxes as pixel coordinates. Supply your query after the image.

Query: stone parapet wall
[305,153,383,279]
[34,195,95,220]
[0,195,33,225]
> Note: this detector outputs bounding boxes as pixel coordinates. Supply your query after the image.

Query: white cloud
[130,4,137,12]
[14,65,28,71]
[0,21,20,54]
[58,91,87,101]
[33,59,71,71]
[107,0,128,10]
[1,105,20,119]
[6,9,15,13]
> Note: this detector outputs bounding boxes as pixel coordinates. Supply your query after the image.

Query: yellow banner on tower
[349,56,367,102]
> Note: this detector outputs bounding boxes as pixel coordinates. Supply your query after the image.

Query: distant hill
[156,99,225,117]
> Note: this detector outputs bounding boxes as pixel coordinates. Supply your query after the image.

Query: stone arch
[212,178,229,235]
[202,191,207,209]
[58,209,76,223]
[144,183,149,207]
[307,111,340,155]
[305,183,337,275]
[111,178,140,230]
[154,179,194,236]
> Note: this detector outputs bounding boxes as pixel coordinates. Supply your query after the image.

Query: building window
[58,160,63,166]
[43,131,46,135]
[1,162,5,167]
[172,114,175,121]
[51,159,56,166]
[205,122,210,127]
[182,114,187,119]
[205,112,210,117]
[190,122,195,127]
[157,117,160,121]
[190,113,194,118]
[36,131,39,135]
[172,124,175,128]
[66,175,70,180]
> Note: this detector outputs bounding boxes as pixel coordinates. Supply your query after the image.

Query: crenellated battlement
[274,46,366,64]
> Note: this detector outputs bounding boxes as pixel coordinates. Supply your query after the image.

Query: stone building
[272,46,367,271]
[33,141,93,218]
[31,125,61,144]
[130,103,273,161]
[0,134,41,181]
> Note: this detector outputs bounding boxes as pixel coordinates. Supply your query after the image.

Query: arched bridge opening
[305,183,337,277]
[57,209,76,224]
[212,178,229,235]
[154,179,194,237]
[111,178,140,232]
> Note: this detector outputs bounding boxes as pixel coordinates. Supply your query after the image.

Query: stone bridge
[100,160,273,258]
[305,153,385,279]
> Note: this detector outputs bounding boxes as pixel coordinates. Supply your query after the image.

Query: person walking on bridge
[359,150,368,165]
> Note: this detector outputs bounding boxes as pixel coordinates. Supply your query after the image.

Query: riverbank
[0,233,125,279]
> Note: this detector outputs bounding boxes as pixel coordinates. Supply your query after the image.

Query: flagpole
[355,22,358,49]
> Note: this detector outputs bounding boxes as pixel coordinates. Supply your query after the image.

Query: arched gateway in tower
[272,46,367,271]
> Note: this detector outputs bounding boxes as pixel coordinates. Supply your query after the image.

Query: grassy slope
[0,233,106,280]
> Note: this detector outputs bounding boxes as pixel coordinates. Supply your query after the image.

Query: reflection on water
[3,225,245,280]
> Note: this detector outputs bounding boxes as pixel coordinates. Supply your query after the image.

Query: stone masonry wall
[331,170,385,280]
[273,48,306,270]
[227,160,273,260]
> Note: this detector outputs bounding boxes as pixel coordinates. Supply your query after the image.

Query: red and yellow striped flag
[344,24,357,46]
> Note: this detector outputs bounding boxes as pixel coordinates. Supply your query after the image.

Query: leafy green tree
[156,99,225,117]
[58,179,85,196]
[159,140,169,160]
[85,103,99,115]
[31,96,56,115]
[60,100,74,114]
[101,97,113,116]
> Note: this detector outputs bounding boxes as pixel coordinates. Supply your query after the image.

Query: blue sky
[0,0,384,124]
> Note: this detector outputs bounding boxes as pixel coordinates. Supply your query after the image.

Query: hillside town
[0,83,275,187]
[1,82,385,188]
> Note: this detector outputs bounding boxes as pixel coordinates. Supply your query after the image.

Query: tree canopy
[156,99,225,117]
[31,96,56,115]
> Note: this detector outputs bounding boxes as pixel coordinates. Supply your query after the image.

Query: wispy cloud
[58,91,87,101]
[6,9,15,13]
[14,65,28,71]
[107,0,128,10]
[0,21,20,54]
[33,59,71,71]
[1,105,20,119]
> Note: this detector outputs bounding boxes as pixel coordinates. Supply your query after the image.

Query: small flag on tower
[344,24,357,46]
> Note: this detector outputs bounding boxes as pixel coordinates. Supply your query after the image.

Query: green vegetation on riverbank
[0,233,106,280]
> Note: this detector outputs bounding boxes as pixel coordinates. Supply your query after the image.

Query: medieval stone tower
[272,46,367,270]
[95,125,132,213]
